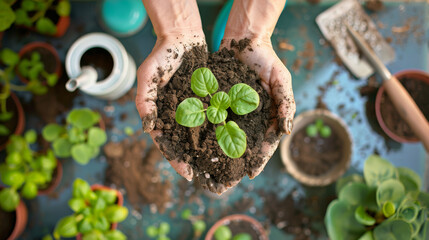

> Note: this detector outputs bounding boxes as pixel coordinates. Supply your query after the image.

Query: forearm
[224,0,286,40]
[142,0,203,37]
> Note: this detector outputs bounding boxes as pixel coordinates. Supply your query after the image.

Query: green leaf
[315,119,324,130]
[37,152,57,170]
[306,124,318,137]
[191,67,218,97]
[373,220,412,240]
[46,73,58,87]
[77,217,93,234]
[24,130,37,144]
[0,48,19,67]
[31,52,40,63]
[146,226,158,238]
[67,109,100,130]
[228,83,259,115]
[364,155,398,187]
[26,80,47,94]
[0,1,15,31]
[93,215,109,231]
[320,125,332,138]
[22,0,36,11]
[418,192,429,208]
[0,124,10,136]
[43,124,65,142]
[0,111,13,121]
[92,196,107,212]
[192,220,206,235]
[216,121,246,158]
[175,98,205,127]
[56,0,71,16]
[68,127,85,144]
[207,106,227,124]
[0,188,19,212]
[398,202,419,223]
[338,182,376,210]
[382,201,396,218]
[355,206,376,226]
[88,127,107,147]
[82,229,104,240]
[21,182,38,199]
[159,222,170,235]
[232,233,252,240]
[376,179,405,207]
[71,143,94,165]
[124,126,134,136]
[53,138,72,158]
[104,205,128,223]
[6,152,22,167]
[210,91,230,109]
[96,189,117,205]
[358,231,374,240]
[35,17,57,35]
[72,178,91,198]
[1,170,25,188]
[26,171,47,184]
[214,225,232,240]
[181,209,192,220]
[14,9,32,26]
[68,198,86,212]
[397,167,421,193]
[42,234,53,240]
[325,200,366,240]
[105,230,126,240]
[54,216,78,238]
[336,174,364,195]
[28,62,43,80]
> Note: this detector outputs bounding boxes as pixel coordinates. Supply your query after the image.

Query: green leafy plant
[181,209,207,239]
[146,222,171,240]
[0,130,57,211]
[0,0,71,34]
[175,67,259,158]
[42,108,107,165]
[306,119,331,138]
[18,51,58,93]
[325,155,429,240]
[51,178,128,240]
[214,225,251,240]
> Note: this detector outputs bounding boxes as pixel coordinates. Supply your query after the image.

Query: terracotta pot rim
[375,70,429,143]
[17,41,62,84]
[0,92,25,151]
[0,187,28,240]
[205,214,268,240]
[37,159,63,195]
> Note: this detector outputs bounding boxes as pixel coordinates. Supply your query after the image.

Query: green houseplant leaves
[191,67,219,97]
[176,98,205,127]
[0,1,15,31]
[228,83,259,115]
[216,121,246,159]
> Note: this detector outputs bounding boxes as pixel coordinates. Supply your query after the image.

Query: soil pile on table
[154,45,274,191]
[380,77,429,139]
[104,134,171,213]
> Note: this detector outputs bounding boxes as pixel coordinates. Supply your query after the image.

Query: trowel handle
[384,76,429,151]
[65,66,98,92]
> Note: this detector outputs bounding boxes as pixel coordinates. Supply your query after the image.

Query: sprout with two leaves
[175,68,259,158]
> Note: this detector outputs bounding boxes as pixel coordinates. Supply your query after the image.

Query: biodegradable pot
[0,187,28,240]
[75,185,123,240]
[375,70,429,143]
[37,159,63,195]
[17,42,62,84]
[280,109,352,186]
[205,214,268,240]
[0,92,25,151]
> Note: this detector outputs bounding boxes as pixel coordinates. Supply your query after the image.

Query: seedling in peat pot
[175,67,259,158]
[181,209,207,238]
[51,178,128,239]
[306,119,331,138]
[0,130,57,211]
[42,108,107,165]
[146,222,171,240]
[214,225,251,240]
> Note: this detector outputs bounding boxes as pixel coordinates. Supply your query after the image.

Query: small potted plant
[0,186,27,240]
[0,130,61,211]
[42,108,107,165]
[280,109,352,186]
[325,155,429,240]
[0,0,71,37]
[205,214,268,240]
[51,178,128,239]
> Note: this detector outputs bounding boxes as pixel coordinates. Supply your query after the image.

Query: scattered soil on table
[104,134,171,213]
[0,96,19,146]
[364,0,384,12]
[0,209,15,240]
[80,47,114,81]
[213,220,262,240]
[20,47,57,77]
[289,123,343,176]
[154,43,277,191]
[380,77,429,139]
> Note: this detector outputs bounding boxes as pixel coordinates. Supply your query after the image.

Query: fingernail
[285,118,293,135]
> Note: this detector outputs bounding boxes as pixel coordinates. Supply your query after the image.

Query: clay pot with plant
[42,108,107,165]
[0,130,61,213]
[0,186,27,240]
[0,0,71,37]
[47,178,128,240]
[325,155,429,240]
[205,214,268,240]
[280,109,352,186]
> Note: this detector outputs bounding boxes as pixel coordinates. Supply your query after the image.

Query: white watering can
[65,32,136,100]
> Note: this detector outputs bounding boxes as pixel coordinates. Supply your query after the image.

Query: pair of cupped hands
[135,0,295,194]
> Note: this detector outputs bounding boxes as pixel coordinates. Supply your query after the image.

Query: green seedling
[175,67,259,158]
[305,119,331,138]
[124,126,134,136]
[325,155,429,240]
[214,225,251,240]
[18,51,58,93]
[146,222,171,240]
[50,178,128,240]
[0,130,57,212]
[181,209,207,238]
[0,0,71,34]
[42,108,107,165]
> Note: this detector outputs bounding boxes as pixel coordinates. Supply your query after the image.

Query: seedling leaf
[88,127,107,147]
[232,233,252,240]
[216,121,246,158]
[0,48,19,66]
[0,188,19,212]
[54,216,78,238]
[71,143,94,165]
[21,182,38,199]
[159,222,170,235]
[1,170,25,188]
[176,98,205,127]
[105,230,126,240]
[228,83,259,115]
[24,130,37,144]
[104,205,128,223]
[67,109,99,130]
[72,178,91,199]
[0,124,10,136]
[191,67,218,97]
[207,106,228,124]
[68,198,86,212]
[382,201,396,218]
[214,225,232,240]
[56,0,71,16]
[53,138,72,158]
[0,2,15,31]
[376,179,405,207]
[306,124,318,137]
[355,206,376,226]
[36,17,57,35]
[364,155,398,187]
[43,124,65,142]
[210,91,230,109]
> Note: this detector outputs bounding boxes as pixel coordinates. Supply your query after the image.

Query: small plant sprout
[52,178,128,240]
[306,119,331,138]
[124,126,134,136]
[0,130,57,211]
[146,222,171,240]
[214,225,251,240]
[42,108,107,165]
[181,209,207,238]
[175,67,259,158]
[18,51,58,93]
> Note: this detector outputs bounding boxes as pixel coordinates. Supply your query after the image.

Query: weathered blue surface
[1,1,427,239]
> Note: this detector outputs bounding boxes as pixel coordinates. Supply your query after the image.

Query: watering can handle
[65,66,98,92]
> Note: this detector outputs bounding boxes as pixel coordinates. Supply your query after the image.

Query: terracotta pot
[17,42,62,84]
[375,70,429,143]
[280,109,352,186]
[75,185,123,240]
[205,214,268,240]
[0,187,28,240]
[0,92,25,151]
[37,159,63,195]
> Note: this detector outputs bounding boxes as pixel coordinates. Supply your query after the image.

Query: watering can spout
[65,66,98,92]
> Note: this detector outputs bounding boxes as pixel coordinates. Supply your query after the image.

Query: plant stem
[30,0,55,23]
